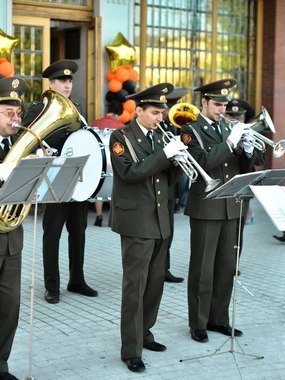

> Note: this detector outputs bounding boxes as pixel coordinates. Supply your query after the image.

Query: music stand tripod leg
[25,199,38,380]
[179,199,264,376]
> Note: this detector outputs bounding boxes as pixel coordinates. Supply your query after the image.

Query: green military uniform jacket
[109,119,182,240]
[0,134,23,254]
[181,114,265,219]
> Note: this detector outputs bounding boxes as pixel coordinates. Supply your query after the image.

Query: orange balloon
[108,79,122,93]
[123,99,136,113]
[0,61,14,77]
[106,70,115,81]
[0,57,8,64]
[121,65,132,71]
[118,110,131,123]
[128,68,139,82]
[114,66,130,82]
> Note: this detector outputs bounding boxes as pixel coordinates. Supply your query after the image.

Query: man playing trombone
[180,79,265,343]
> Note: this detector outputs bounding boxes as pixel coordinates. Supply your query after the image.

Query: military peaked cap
[226,99,255,121]
[126,83,174,109]
[194,78,237,102]
[42,59,78,80]
[166,88,188,107]
[0,76,27,104]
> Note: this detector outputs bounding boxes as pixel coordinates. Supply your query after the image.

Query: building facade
[0,0,284,169]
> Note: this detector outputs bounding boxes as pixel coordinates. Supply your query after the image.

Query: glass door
[12,16,50,104]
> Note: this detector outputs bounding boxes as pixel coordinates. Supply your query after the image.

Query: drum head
[61,129,103,201]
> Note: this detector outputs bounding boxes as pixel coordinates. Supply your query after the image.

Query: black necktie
[146,131,154,151]
[2,138,10,154]
[212,122,222,140]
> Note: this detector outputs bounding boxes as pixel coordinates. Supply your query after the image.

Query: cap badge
[162,87,169,94]
[11,79,19,89]
[232,106,239,112]
[224,81,231,86]
[112,142,125,156]
[10,91,18,98]
[221,88,229,95]
[159,95,166,102]
[64,69,71,75]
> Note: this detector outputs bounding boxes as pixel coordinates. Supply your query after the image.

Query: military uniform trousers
[188,218,237,329]
[120,235,168,360]
[42,201,88,291]
[0,253,21,373]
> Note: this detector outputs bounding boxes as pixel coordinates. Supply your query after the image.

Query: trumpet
[221,107,285,158]
[156,123,220,192]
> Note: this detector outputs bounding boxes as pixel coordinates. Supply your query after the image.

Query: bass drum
[60,127,113,202]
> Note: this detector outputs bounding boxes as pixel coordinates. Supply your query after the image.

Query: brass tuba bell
[0,89,81,233]
[168,102,200,128]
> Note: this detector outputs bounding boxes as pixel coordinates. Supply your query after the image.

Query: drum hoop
[90,130,107,197]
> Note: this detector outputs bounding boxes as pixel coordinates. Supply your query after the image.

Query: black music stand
[0,155,88,380]
[180,169,285,378]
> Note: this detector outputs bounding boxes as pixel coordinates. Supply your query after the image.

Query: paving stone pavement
[8,198,285,380]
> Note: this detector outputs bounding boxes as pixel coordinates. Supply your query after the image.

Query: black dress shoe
[190,328,208,342]
[206,323,243,337]
[94,215,103,226]
[273,232,285,242]
[67,283,98,297]
[44,289,59,304]
[0,373,19,380]
[165,270,184,283]
[123,357,145,372]
[143,341,167,351]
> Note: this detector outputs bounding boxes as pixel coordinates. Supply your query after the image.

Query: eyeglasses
[0,110,24,118]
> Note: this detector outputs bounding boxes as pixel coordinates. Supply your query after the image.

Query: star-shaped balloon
[105,33,136,71]
[0,29,19,61]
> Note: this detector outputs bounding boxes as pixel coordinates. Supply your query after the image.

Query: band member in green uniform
[180,79,265,343]
[0,76,27,380]
[109,83,187,373]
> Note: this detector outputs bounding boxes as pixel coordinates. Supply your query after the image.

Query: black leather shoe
[67,283,98,297]
[206,323,243,337]
[165,270,184,283]
[44,289,59,304]
[190,328,208,343]
[0,373,19,380]
[143,341,167,351]
[123,357,145,372]
[273,232,285,242]
[94,215,103,226]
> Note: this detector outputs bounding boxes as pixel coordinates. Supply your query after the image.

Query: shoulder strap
[120,130,139,162]
[186,123,205,150]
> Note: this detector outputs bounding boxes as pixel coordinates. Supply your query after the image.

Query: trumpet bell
[168,102,200,128]
[273,139,285,158]
[250,106,275,134]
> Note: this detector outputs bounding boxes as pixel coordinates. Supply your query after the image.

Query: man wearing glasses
[0,75,27,380]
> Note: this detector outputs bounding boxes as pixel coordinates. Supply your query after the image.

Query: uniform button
[157,203,161,207]
[157,190,161,195]
[225,174,229,179]
[208,146,211,150]
[225,163,228,167]
[156,179,160,183]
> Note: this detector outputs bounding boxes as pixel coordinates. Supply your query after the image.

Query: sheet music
[250,185,285,231]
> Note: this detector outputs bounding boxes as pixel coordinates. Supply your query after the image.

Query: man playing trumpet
[180,79,265,343]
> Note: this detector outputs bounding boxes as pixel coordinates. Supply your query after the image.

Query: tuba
[0,89,81,233]
[168,102,200,128]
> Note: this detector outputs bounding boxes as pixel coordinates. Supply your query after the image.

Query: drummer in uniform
[22,60,98,304]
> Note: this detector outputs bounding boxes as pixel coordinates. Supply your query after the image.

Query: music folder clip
[0,155,89,205]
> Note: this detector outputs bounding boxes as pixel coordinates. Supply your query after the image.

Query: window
[134,0,257,104]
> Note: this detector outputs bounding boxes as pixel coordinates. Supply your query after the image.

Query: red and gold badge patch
[113,142,125,156]
[182,133,191,145]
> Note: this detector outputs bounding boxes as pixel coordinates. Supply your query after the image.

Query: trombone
[156,123,220,192]
[221,107,285,158]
